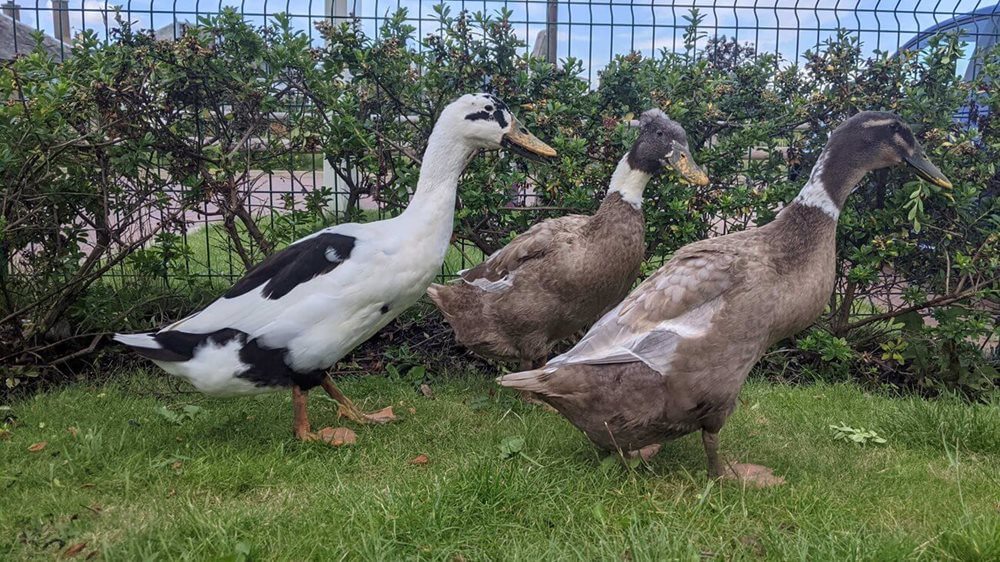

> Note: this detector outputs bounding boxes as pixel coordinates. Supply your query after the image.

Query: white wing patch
[546,300,718,375]
[464,273,515,293]
[325,247,343,262]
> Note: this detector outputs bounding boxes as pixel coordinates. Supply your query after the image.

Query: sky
[11,1,999,80]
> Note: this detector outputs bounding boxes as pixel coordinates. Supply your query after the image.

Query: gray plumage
[428,110,707,368]
[499,111,951,478]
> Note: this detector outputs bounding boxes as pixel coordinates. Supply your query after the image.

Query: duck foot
[720,463,786,488]
[625,443,662,463]
[321,377,396,425]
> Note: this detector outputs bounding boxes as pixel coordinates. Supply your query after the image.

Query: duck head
[437,93,556,162]
[628,109,709,186]
[819,111,952,208]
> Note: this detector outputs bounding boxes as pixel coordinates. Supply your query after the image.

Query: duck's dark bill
[904,151,952,189]
[502,119,557,163]
[667,142,710,186]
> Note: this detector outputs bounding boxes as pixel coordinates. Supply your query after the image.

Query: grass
[1,371,998,560]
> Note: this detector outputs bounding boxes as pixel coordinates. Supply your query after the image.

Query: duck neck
[783,138,868,223]
[401,127,476,246]
[772,139,869,261]
[606,154,652,209]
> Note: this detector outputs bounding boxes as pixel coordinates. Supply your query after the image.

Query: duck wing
[155,225,366,347]
[543,247,743,375]
[458,214,589,292]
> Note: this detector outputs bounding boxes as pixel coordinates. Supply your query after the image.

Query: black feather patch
[238,337,325,389]
[465,110,492,122]
[135,328,325,389]
[224,232,356,300]
[493,109,509,128]
[483,93,508,111]
[134,328,243,362]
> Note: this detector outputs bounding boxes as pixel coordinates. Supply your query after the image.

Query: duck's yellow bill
[501,117,557,163]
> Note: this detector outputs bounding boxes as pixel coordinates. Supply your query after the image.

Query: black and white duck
[115,93,556,441]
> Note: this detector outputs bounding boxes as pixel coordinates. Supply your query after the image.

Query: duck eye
[656,131,663,137]
[485,105,494,112]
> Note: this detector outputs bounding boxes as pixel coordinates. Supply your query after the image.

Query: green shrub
[1,6,996,398]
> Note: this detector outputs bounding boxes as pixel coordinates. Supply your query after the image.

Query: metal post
[546,1,558,64]
[323,0,354,219]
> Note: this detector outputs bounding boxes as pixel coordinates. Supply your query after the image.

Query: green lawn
[1,372,998,560]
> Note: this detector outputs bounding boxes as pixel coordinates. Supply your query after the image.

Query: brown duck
[499,111,952,482]
[428,109,709,372]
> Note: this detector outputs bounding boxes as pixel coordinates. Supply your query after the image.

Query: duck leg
[320,376,395,424]
[702,428,785,487]
[702,429,723,478]
[292,385,312,440]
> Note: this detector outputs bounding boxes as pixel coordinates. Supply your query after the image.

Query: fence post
[323,0,355,220]
[546,1,558,64]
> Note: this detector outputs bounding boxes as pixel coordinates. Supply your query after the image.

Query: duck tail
[113,331,158,348]
[497,368,550,394]
[427,282,485,338]
[113,332,167,361]
[425,283,450,311]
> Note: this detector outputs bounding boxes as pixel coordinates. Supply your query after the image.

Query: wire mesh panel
[6,2,995,71]
[2,1,997,287]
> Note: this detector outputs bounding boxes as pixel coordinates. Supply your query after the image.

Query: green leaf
[498,436,525,460]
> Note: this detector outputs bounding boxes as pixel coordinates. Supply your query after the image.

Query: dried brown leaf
[409,454,430,465]
[314,426,357,446]
[63,542,87,558]
[365,406,396,423]
[27,441,47,453]
[419,384,435,399]
[725,463,786,488]
[67,426,79,438]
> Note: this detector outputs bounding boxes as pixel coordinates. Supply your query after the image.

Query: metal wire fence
[2,1,998,286]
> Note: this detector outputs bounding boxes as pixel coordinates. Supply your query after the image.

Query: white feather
[464,273,514,293]
[792,150,839,219]
[607,154,651,209]
[545,300,718,376]
[154,337,263,396]
[112,332,160,349]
